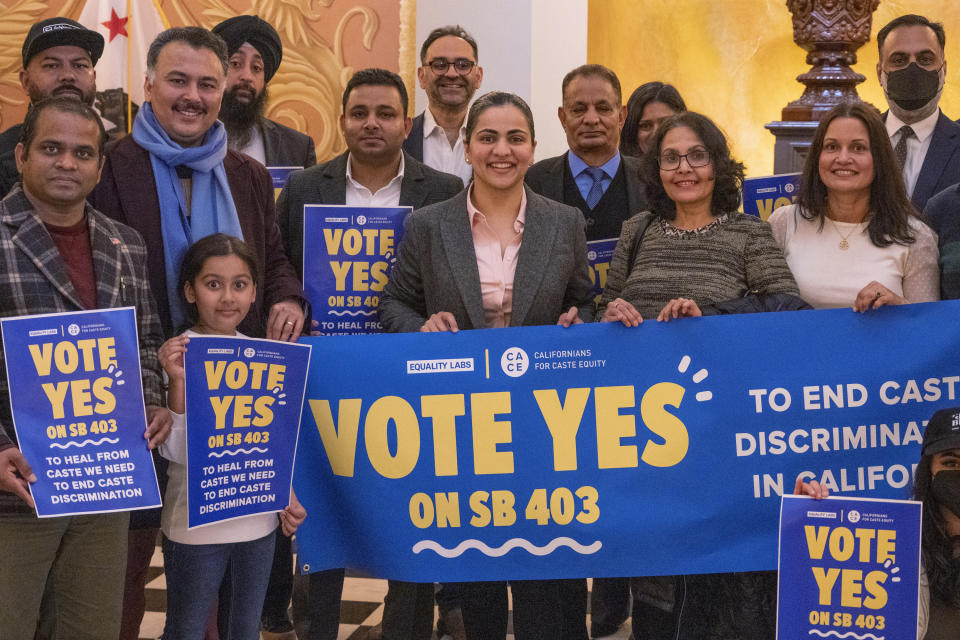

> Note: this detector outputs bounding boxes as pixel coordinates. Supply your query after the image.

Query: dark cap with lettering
[923,407,960,456]
[22,17,105,67]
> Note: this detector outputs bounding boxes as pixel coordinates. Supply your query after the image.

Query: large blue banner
[184,336,311,528]
[776,495,921,640]
[302,205,409,335]
[0,308,161,517]
[293,301,956,581]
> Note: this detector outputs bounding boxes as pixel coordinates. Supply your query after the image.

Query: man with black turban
[213,15,316,169]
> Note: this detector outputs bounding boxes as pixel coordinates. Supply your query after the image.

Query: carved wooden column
[766,0,879,173]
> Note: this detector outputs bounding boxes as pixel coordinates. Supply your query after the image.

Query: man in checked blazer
[0,98,169,639]
[275,68,461,640]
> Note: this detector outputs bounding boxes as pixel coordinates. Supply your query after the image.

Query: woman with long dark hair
[769,102,939,310]
[620,81,687,157]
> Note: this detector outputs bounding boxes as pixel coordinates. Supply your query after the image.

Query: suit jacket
[401,112,426,161]
[379,186,596,333]
[88,135,304,338]
[524,151,648,218]
[0,187,165,511]
[0,123,23,199]
[276,150,463,276]
[261,117,317,168]
[911,111,960,212]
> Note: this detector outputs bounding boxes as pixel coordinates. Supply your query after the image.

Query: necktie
[894,125,915,170]
[584,166,606,209]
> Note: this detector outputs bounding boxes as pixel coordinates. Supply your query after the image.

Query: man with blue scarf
[88,27,304,639]
[89,26,303,340]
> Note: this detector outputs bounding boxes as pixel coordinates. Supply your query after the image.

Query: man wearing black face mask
[875,14,960,214]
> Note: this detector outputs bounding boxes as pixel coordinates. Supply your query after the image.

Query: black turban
[213,15,282,83]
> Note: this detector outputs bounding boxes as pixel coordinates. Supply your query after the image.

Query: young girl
[157,233,305,640]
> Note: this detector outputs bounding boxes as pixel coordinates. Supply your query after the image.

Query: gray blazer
[261,117,317,169]
[380,186,596,332]
[276,150,463,276]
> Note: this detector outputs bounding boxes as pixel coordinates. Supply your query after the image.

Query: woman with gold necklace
[769,102,939,310]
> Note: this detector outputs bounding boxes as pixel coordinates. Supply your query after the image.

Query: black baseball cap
[22,18,105,68]
[922,407,960,456]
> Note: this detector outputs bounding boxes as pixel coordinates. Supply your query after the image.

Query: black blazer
[524,151,648,217]
[261,117,317,168]
[402,112,426,161]
[276,150,463,276]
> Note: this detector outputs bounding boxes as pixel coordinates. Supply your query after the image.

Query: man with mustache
[524,64,647,640]
[402,25,482,185]
[0,18,103,198]
[212,15,316,169]
[276,68,461,640]
[87,28,306,638]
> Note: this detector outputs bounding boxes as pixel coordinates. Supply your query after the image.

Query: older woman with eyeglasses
[598,111,799,640]
[601,111,798,326]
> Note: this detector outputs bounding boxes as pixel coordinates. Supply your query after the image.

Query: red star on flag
[102,8,128,42]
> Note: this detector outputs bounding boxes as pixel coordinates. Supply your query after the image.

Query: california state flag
[78,0,168,132]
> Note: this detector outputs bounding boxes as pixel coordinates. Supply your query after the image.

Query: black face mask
[885,62,942,112]
[932,470,960,520]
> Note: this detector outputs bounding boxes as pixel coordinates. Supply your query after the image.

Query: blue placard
[0,308,161,516]
[743,173,802,219]
[777,495,921,640]
[293,301,957,581]
[267,166,302,197]
[302,205,410,335]
[184,336,311,528]
[586,238,617,304]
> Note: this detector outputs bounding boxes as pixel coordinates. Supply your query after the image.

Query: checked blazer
[0,187,164,512]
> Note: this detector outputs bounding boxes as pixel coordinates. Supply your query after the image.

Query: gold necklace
[825,216,863,250]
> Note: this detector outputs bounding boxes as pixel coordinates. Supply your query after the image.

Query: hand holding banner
[184,335,311,528]
[0,308,161,516]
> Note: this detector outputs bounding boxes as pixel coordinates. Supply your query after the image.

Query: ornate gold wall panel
[589,0,960,175]
[0,0,410,163]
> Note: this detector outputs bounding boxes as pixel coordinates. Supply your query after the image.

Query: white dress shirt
[886,108,939,198]
[235,124,266,165]
[345,153,405,206]
[422,108,471,185]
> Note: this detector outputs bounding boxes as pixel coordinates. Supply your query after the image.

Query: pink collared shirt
[467,186,526,328]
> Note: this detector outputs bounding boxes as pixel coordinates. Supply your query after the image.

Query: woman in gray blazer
[380,91,595,640]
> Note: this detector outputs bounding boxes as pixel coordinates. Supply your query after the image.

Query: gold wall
[0,0,414,163]
[589,0,960,177]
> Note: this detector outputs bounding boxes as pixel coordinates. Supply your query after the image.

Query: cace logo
[500,347,529,378]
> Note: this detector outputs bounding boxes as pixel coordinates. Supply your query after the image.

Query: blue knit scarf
[132,102,243,330]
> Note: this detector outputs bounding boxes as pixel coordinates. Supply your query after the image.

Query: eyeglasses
[427,58,476,75]
[658,149,711,171]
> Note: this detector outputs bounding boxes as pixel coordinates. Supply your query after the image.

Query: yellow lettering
[41,381,69,420]
[640,382,688,467]
[209,396,233,429]
[364,396,420,479]
[471,392,513,474]
[309,398,361,477]
[812,566,840,606]
[91,377,115,414]
[534,387,589,471]
[421,394,464,477]
[595,385,638,469]
[252,396,274,427]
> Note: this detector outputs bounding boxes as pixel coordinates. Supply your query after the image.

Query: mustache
[174,100,206,112]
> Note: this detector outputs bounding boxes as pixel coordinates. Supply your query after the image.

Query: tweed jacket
[0,186,165,512]
[276,150,463,277]
[379,186,596,333]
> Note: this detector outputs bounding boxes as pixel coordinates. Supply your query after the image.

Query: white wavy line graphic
[207,447,269,458]
[809,630,884,640]
[49,437,119,449]
[327,309,376,317]
[412,537,602,558]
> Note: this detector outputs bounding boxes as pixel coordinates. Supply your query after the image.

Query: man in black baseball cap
[211,15,315,170]
[0,17,104,198]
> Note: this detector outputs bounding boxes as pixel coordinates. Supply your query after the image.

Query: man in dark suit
[277,68,461,640]
[526,64,646,244]
[401,25,481,186]
[524,63,643,639]
[212,15,316,169]
[0,17,104,198]
[876,14,960,213]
